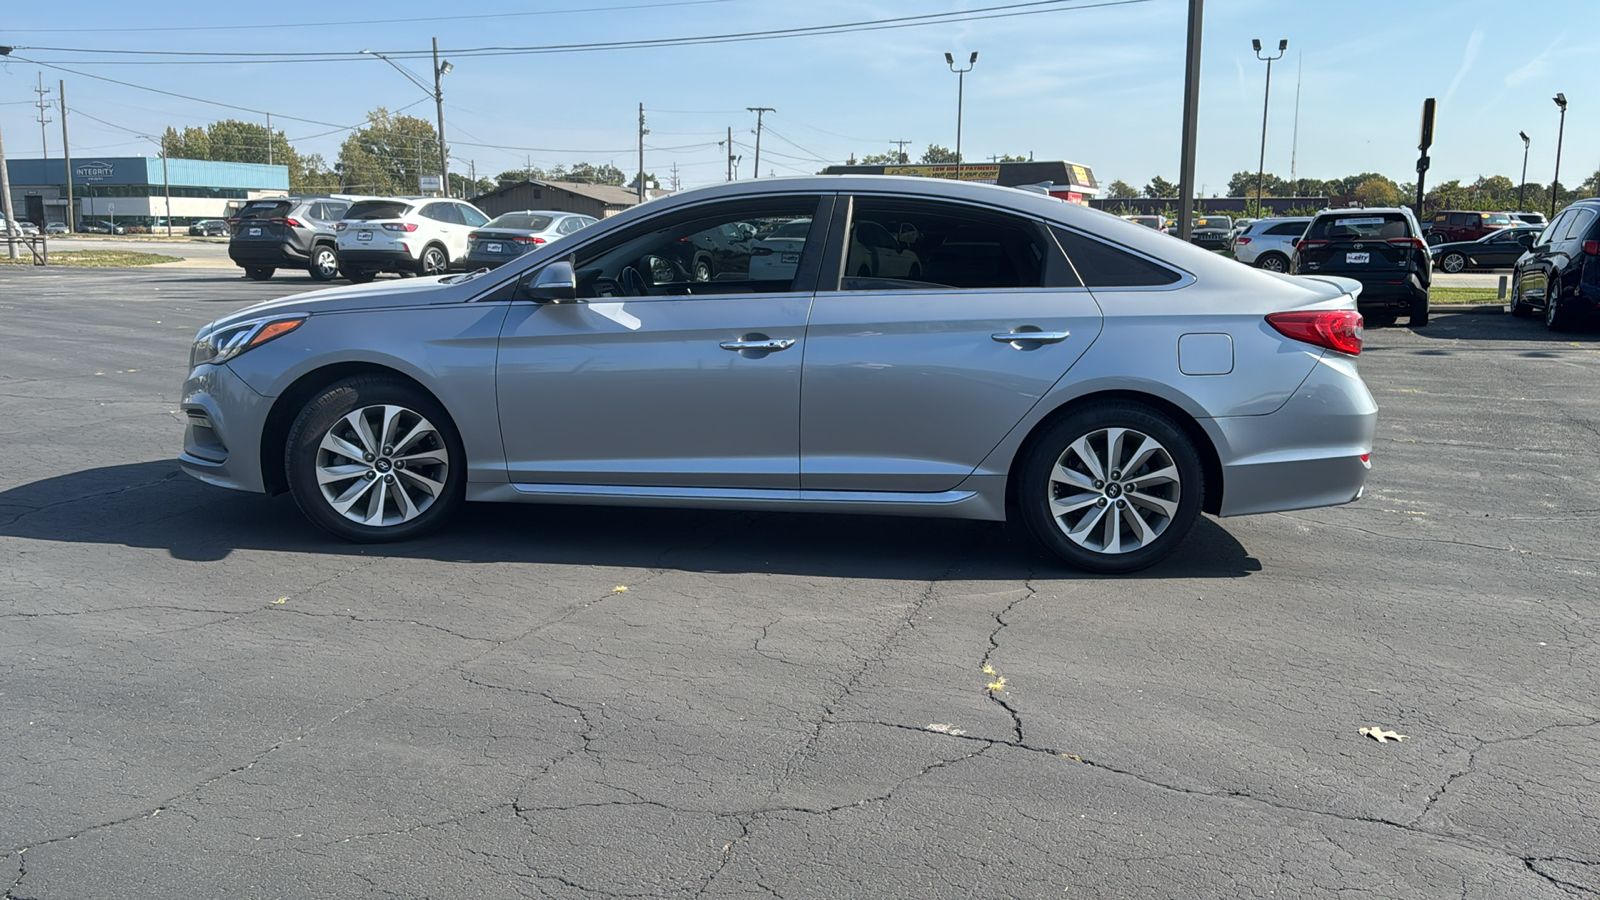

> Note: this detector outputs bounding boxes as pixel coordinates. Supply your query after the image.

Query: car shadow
[0,461,1260,581]
[1400,308,1600,343]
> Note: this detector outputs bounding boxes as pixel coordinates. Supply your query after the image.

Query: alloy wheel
[422,247,447,276]
[1258,255,1287,273]
[1046,426,1181,555]
[315,404,450,527]
[312,247,338,279]
[1441,253,1466,274]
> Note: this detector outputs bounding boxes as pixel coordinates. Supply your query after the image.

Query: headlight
[191,314,307,369]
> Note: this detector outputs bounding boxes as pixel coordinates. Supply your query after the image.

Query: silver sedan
[180,176,1376,573]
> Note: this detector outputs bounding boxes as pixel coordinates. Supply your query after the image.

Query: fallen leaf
[271,597,288,605]
[612,586,627,592]
[986,676,1007,692]
[981,663,997,676]
[926,723,967,736]
[1359,726,1407,743]
[1061,753,1083,763]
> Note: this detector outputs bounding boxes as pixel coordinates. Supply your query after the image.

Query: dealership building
[5,157,290,230]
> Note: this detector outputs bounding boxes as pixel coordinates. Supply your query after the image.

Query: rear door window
[1052,227,1182,287]
[459,205,490,227]
[841,198,1052,290]
[1538,211,1574,245]
[1265,221,1308,236]
[1561,209,1595,241]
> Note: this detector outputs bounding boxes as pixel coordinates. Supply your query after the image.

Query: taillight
[336,222,347,231]
[225,217,240,225]
[1297,239,1330,248]
[467,232,479,241]
[1584,240,1599,256]
[1266,310,1363,356]
[511,236,545,244]
[1387,237,1427,250]
[1234,236,1251,245]
[382,223,419,232]
[269,217,303,228]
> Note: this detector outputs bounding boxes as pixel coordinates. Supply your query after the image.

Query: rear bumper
[229,242,309,267]
[336,248,418,272]
[1349,274,1428,311]
[1205,351,1377,517]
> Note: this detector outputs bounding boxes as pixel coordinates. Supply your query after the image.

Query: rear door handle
[992,330,1069,345]
[719,338,795,352]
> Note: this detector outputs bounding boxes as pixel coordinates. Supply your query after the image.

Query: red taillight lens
[1387,237,1427,250]
[269,217,303,228]
[1584,240,1599,256]
[1266,310,1363,356]
[336,222,347,231]
[226,217,240,225]
[467,232,479,241]
[1234,236,1251,245]
[1297,239,1330,248]
[511,236,545,244]
[382,223,419,232]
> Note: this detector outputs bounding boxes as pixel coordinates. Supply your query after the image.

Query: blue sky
[1,0,1594,194]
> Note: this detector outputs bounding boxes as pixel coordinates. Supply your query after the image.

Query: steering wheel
[619,265,649,297]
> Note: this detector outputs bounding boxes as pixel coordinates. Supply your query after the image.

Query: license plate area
[248,227,262,236]
[1345,252,1369,264]
[486,242,502,252]
[358,231,373,242]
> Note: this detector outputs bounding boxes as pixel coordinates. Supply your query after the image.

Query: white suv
[1230,216,1311,272]
[335,197,491,282]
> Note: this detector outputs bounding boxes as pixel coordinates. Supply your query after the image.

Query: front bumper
[178,362,275,494]
[1205,351,1377,517]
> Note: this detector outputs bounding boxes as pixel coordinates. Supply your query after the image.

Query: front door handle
[992,329,1070,345]
[720,337,795,352]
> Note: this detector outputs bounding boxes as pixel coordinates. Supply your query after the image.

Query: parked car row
[226,193,599,283]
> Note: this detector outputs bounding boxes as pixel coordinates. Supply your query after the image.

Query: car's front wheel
[1017,403,1203,573]
[308,245,339,281]
[1509,274,1533,317]
[1545,278,1573,332]
[1439,252,1466,274]
[285,377,465,542]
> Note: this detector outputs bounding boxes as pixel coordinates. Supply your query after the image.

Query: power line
[0,0,738,33]
[15,1,1150,63]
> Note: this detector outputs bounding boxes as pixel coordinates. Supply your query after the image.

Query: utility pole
[726,127,733,181]
[637,102,648,203]
[266,113,272,166]
[670,162,680,192]
[34,74,52,160]
[1176,0,1202,242]
[1,113,18,259]
[432,37,451,199]
[747,107,774,179]
[891,139,912,164]
[60,80,74,233]
[1517,131,1530,211]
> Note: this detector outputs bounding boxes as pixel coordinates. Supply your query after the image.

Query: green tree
[859,151,903,165]
[1144,176,1178,199]
[919,144,958,164]
[160,126,211,160]
[1352,177,1398,207]
[1104,179,1140,199]
[450,173,494,198]
[335,108,441,195]
[295,153,341,194]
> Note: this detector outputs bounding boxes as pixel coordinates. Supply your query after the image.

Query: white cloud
[1443,27,1483,108]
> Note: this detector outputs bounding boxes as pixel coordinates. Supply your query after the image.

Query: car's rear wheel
[285,377,465,543]
[1017,403,1203,573]
[693,257,713,283]
[245,266,275,281]
[418,245,449,277]
[308,245,339,281]
[1439,252,1466,274]
[1410,293,1430,327]
[1545,278,1573,332]
[1255,252,1289,273]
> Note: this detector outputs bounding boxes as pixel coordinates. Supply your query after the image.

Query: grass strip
[1429,286,1504,305]
[0,250,183,267]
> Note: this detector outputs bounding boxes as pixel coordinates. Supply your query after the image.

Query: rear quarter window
[1052,227,1182,288]
[1265,221,1308,236]
[1562,209,1596,241]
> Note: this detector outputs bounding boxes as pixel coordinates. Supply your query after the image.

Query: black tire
[692,256,713,283]
[1255,252,1289,273]
[1545,279,1572,332]
[1410,293,1430,327]
[244,266,275,281]
[1016,403,1204,574]
[285,376,465,543]
[1509,275,1534,317]
[308,244,340,281]
[1439,252,1466,274]
[344,266,376,284]
[417,244,449,277]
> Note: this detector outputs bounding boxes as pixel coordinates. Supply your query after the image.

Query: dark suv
[1292,207,1431,327]
[1424,210,1514,245]
[228,195,371,281]
[1511,198,1600,331]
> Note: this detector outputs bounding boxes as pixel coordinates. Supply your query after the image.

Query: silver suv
[229,195,377,282]
[1231,217,1311,272]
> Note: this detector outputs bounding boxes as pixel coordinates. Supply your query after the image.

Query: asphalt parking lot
[2,266,1597,899]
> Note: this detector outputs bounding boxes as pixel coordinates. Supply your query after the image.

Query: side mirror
[522,260,578,303]
[1290,238,1300,248]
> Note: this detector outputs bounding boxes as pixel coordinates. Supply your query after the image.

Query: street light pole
[362,44,451,196]
[1518,131,1530,211]
[1252,38,1287,216]
[1550,93,1567,218]
[945,51,978,180]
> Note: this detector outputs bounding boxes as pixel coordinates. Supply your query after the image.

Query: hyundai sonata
[181,176,1375,573]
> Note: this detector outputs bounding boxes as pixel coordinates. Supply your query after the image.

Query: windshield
[1307,212,1411,240]
[487,213,554,231]
[344,200,412,220]
[1484,213,1513,226]
[1194,217,1232,229]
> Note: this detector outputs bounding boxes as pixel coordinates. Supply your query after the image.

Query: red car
[1424,210,1514,245]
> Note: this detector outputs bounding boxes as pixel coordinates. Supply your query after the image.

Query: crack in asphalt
[979,569,1037,745]
[0,468,184,529]
[1522,857,1600,898]
[1272,512,1600,565]
[1412,718,1600,829]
